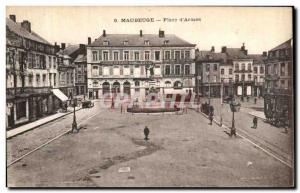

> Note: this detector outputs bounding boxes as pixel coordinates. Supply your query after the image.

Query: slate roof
[57,44,80,56]
[74,54,87,63]
[269,39,292,52]
[248,54,266,64]
[225,48,249,59]
[89,34,196,47]
[6,18,51,45]
[196,51,227,63]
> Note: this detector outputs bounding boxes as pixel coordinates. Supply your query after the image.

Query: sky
[6,6,293,54]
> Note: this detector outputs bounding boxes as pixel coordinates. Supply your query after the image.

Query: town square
[5,6,294,187]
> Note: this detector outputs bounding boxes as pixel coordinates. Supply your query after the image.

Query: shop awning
[52,89,68,101]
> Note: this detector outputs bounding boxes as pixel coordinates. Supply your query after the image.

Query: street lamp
[69,92,78,133]
[229,99,241,137]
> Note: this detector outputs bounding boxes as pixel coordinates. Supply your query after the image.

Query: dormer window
[164,40,169,45]
[103,41,109,46]
[123,41,128,45]
[144,40,150,45]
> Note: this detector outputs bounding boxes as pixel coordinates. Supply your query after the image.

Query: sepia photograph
[5,6,294,188]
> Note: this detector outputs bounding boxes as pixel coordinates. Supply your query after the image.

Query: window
[53,57,56,69]
[165,81,171,87]
[103,51,109,61]
[235,74,239,82]
[281,80,285,86]
[165,51,170,60]
[92,66,98,76]
[144,51,150,60]
[206,64,210,72]
[123,41,128,45]
[165,65,171,75]
[185,51,190,59]
[93,81,98,87]
[92,51,98,61]
[54,74,56,86]
[174,81,182,89]
[103,41,109,46]
[242,63,245,70]
[134,51,140,61]
[221,69,225,75]
[260,66,264,74]
[16,101,26,119]
[135,81,140,92]
[248,63,251,71]
[67,73,69,84]
[254,75,257,82]
[241,74,245,81]
[144,40,150,45]
[229,68,233,75]
[254,67,258,73]
[229,78,233,82]
[214,64,218,71]
[113,52,119,61]
[248,74,251,80]
[175,51,180,60]
[280,63,286,76]
[175,65,180,75]
[48,56,52,68]
[184,65,190,75]
[235,63,239,70]
[124,51,129,61]
[43,74,46,84]
[36,74,40,86]
[155,51,160,61]
[164,40,169,45]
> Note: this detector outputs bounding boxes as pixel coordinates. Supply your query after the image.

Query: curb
[6,107,83,139]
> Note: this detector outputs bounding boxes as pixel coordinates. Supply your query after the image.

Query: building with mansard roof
[86,30,196,101]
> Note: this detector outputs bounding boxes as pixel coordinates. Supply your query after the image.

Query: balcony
[162,59,194,63]
[234,69,253,73]
[163,74,194,78]
[6,86,52,97]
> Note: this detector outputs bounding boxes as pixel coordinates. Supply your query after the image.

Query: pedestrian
[121,104,123,114]
[247,96,249,102]
[111,97,115,109]
[208,110,213,125]
[252,116,258,129]
[254,97,257,104]
[144,126,150,140]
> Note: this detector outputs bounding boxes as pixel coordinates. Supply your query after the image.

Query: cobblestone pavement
[7,100,294,187]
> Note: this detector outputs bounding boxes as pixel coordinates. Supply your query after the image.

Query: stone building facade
[86,30,196,101]
[6,15,60,129]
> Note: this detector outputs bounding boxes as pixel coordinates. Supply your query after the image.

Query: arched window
[112,82,120,93]
[174,81,183,89]
[123,81,131,95]
[93,81,98,87]
[102,82,110,94]
[165,81,171,88]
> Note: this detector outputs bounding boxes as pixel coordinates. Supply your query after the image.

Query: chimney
[61,43,66,50]
[221,46,227,53]
[103,30,106,37]
[9,15,16,22]
[88,37,91,45]
[211,46,215,53]
[263,51,267,57]
[21,20,31,33]
[140,30,143,37]
[79,44,85,50]
[54,42,60,53]
[159,30,165,38]
[241,43,245,51]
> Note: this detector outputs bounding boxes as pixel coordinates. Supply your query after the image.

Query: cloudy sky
[6,6,292,54]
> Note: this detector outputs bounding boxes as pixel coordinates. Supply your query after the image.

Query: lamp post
[229,99,241,137]
[220,79,224,126]
[69,91,78,133]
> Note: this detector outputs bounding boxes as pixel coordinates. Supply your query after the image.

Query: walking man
[144,126,150,141]
[252,116,258,129]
